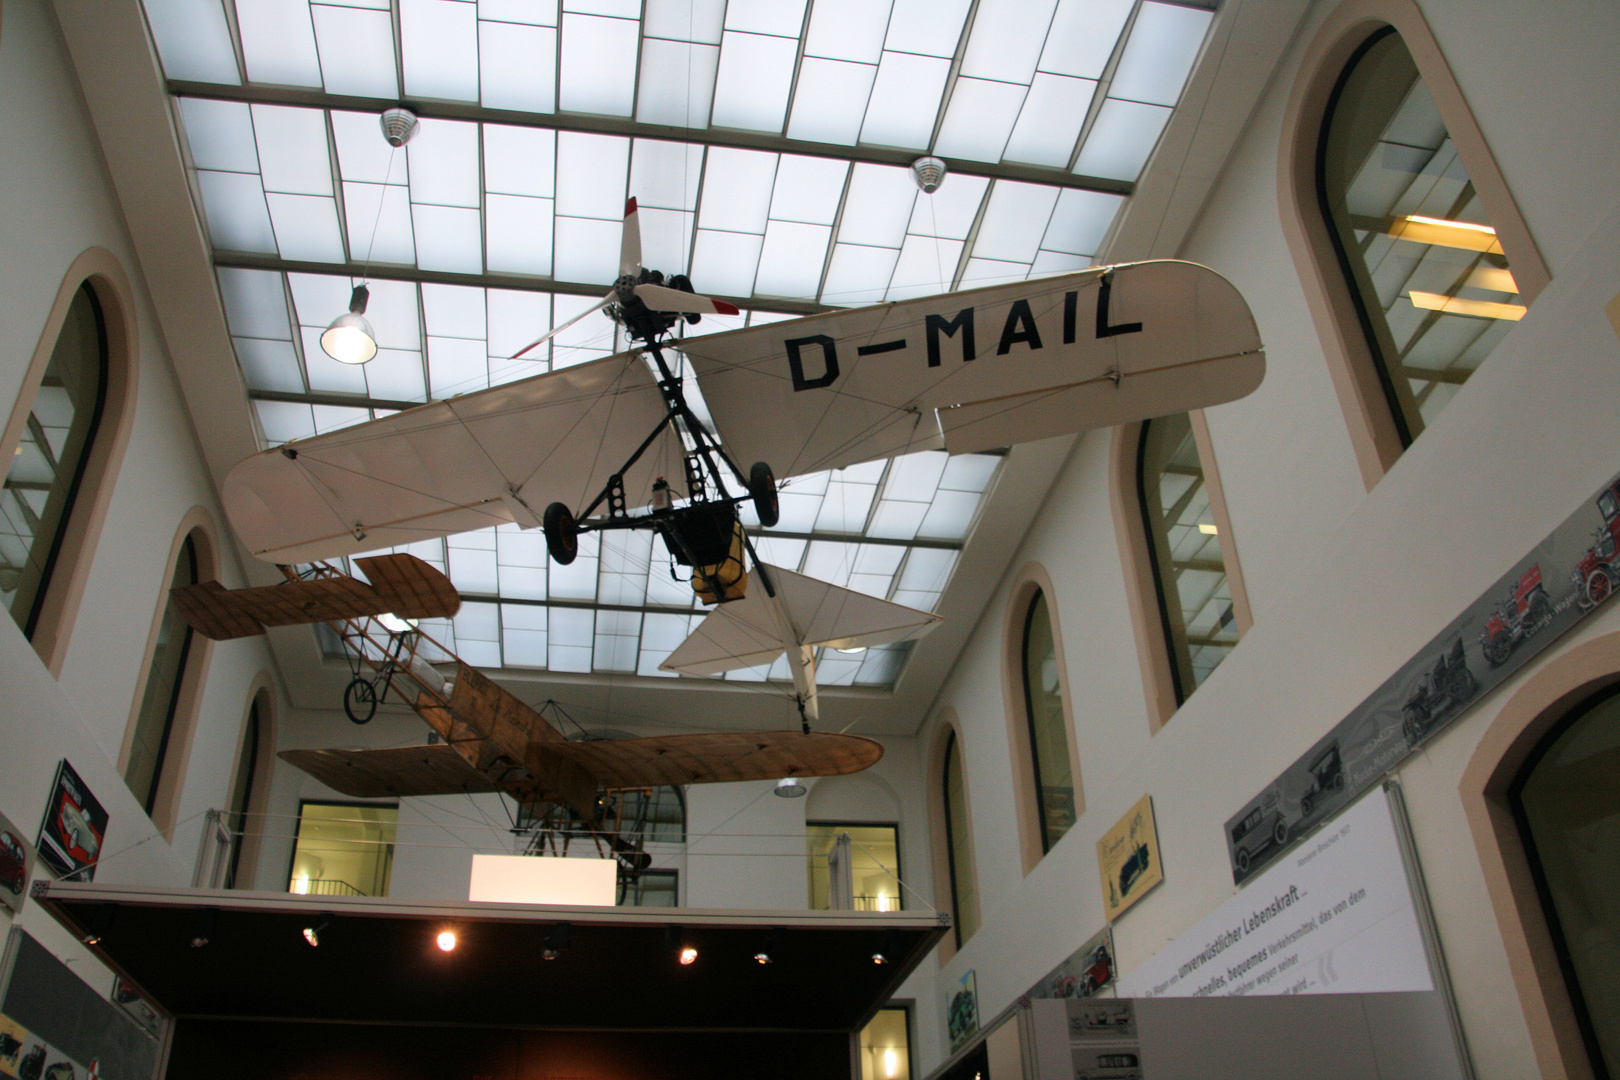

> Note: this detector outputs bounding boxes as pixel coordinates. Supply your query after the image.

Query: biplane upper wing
[279,745,505,799]
[677,260,1264,478]
[545,731,883,788]
[223,352,681,564]
[171,554,459,640]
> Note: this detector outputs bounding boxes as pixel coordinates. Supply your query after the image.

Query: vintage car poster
[946,969,979,1054]
[0,812,35,914]
[36,762,107,883]
[1027,925,1116,1001]
[1098,795,1162,921]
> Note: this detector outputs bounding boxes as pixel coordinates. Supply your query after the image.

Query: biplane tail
[658,564,941,678]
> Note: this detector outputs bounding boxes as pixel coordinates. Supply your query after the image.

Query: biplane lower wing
[678,260,1265,478]
[279,745,504,799]
[541,731,882,788]
[171,554,459,640]
[223,352,681,564]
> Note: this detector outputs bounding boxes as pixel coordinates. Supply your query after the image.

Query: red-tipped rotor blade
[510,292,613,359]
[620,197,641,279]
[634,283,741,317]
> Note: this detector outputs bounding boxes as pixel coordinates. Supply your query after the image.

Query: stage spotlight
[679,946,698,966]
[542,923,570,960]
[302,915,331,947]
[189,908,218,949]
[437,930,457,952]
[754,929,784,965]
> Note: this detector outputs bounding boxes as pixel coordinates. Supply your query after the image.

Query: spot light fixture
[190,907,217,949]
[436,930,458,952]
[753,929,784,965]
[302,915,331,947]
[774,776,806,799]
[871,931,898,966]
[666,925,696,965]
[83,903,116,946]
[321,284,378,365]
[541,923,570,960]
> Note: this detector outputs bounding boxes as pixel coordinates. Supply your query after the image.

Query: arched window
[126,534,199,814]
[1319,27,1524,447]
[1022,589,1075,852]
[1,284,107,638]
[224,692,265,889]
[1510,684,1620,1076]
[942,731,978,948]
[1138,414,1238,704]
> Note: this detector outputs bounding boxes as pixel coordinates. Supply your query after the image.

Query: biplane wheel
[749,461,779,527]
[543,502,579,565]
[343,678,378,725]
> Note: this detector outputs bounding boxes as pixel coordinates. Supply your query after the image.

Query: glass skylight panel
[698,148,777,233]
[971,180,1057,263]
[487,288,552,360]
[1031,250,1091,276]
[960,257,1029,288]
[1072,99,1171,181]
[908,175,989,239]
[237,0,322,87]
[311,5,399,98]
[959,0,1057,84]
[751,535,807,568]
[753,222,832,299]
[804,0,891,63]
[409,119,481,207]
[860,52,951,150]
[497,528,549,600]
[886,235,963,301]
[312,402,371,436]
[854,644,905,685]
[636,39,720,128]
[595,610,641,673]
[487,197,556,276]
[626,142,701,216]
[255,399,317,443]
[218,268,292,338]
[550,534,600,601]
[450,535,501,594]
[429,336,488,396]
[822,244,900,307]
[340,183,415,265]
[179,98,260,173]
[640,613,698,677]
[837,164,914,249]
[896,546,957,595]
[401,0,481,102]
[501,604,549,668]
[454,600,502,667]
[480,0,558,24]
[767,156,848,225]
[485,125,556,198]
[251,105,333,196]
[917,489,982,540]
[1108,2,1212,108]
[636,208,695,275]
[1003,74,1097,168]
[711,32,797,133]
[814,475,878,533]
[144,0,241,84]
[723,0,806,37]
[883,0,972,58]
[556,133,631,219]
[550,292,620,364]
[299,326,367,393]
[266,193,346,262]
[802,540,857,587]
[933,78,1026,163]
[554,216,623,283]
[559,14,640,117]
[480,22,558,113]
[643,0,724,43]
[235,337,305,393]
[1039,0,1133,79]
[197,171,277,252]
[939,452,1000,492]
[566,0,640,17]
[785,60,877,146]
[689,230,763,297]
[331,110,408,185]
[1043,187,1124,256]
[598,531,653,606]
[363,349,429,401]
[412,203,484,274]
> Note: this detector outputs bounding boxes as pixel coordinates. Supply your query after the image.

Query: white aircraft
[224,199,1264,727]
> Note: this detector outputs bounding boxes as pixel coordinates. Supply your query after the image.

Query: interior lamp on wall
[321,284,378,365]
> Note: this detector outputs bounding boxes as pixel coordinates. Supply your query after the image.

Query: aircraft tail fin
[659,564,941,677]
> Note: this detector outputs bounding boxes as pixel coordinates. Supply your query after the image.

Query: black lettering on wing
[996,298,1043,355]
[785,335,840,390]
[926,309,976,367]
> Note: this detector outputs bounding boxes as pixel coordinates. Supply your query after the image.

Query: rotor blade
[620,196,641,278]
[634,283,741,316]
[510,292,613,359]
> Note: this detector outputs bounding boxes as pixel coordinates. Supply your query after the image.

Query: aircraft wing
[279,745,505,798]
[170,554,459,640]
[678,260,1264,477]
[660,563,941,676]
[223,352,681,564]
[546,731,883,788]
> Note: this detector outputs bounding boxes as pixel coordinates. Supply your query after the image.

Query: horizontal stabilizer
[280,745,504,799]
[548,730,882,788]
[170,554,460,640]
[660,564,941,677]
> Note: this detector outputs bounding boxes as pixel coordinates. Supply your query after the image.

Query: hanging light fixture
[541,923,570,961]
[302,915,331,947]
[321,284,378,365]
[774,776,807,798]
[911,156,947,194]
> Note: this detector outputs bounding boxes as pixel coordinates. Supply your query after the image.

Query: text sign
[1118,788,1431,999]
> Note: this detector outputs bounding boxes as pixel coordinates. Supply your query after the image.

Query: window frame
[806,820,903,912]
[225,684,275,889]
[284,798,400,898]
[1278,0,1550,488]
[940,728,977,950]
[0,250,139,674]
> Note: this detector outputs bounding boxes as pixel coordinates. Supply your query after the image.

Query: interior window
[223,695,262,889]
[1512,686,1620,1076]
[125,534,199,813]
[618,868,678,907]
[1320,28,1523,446]
[807,823,901,911]
[859,1006,911,1080]
[1023,590,1075,851]
[1,284,108,637]
[1138,415,1236,702]
[287,802,398,897]
[942,731,978,946]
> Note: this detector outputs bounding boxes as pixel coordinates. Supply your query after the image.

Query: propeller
[511,197,740,360]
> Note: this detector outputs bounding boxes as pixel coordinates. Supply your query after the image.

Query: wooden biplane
[221,199,1265,723]
[172,553,883,858]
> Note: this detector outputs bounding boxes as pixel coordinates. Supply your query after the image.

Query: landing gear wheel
[343,678,378,725]
[543,502,579,565]
[749,461,779,527]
